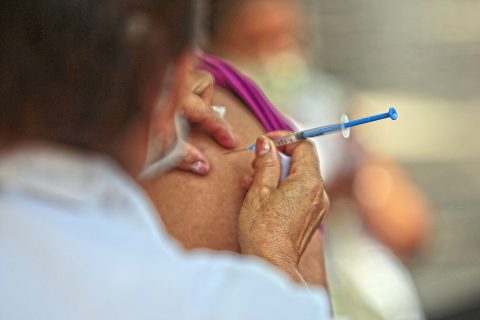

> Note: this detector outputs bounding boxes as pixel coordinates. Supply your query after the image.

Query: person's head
[0,0,194,174]
[208,0,306,60]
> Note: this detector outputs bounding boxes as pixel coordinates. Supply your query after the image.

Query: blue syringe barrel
[250,107,398,150]
[299,123,343,139]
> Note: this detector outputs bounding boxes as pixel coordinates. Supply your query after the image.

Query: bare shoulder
[143,87,264,252]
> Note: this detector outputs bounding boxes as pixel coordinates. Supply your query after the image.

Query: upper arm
[143,87,327,286]
[143,88,264,252]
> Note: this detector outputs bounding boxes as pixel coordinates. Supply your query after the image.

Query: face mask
[139,115,189,180]
[137,58,190,181]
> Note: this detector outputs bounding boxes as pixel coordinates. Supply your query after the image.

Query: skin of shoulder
[143,87,260,252]
[143,87,325,285]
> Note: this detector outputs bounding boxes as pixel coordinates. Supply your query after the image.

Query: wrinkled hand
[176,70,236,175]
[238,133,329,282]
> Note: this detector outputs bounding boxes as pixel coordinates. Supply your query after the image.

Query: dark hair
[0,0,193,150]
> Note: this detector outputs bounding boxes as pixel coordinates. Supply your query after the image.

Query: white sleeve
[0,205,332,320]
[173,249,332,320]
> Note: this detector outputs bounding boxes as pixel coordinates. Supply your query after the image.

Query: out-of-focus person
[0,1,334,319]
[206,0,432,319]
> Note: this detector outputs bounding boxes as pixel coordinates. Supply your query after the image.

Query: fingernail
[256,136,271,156]
[190,161,209,175]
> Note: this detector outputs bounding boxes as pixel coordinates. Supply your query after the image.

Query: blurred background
[202,0,480,319]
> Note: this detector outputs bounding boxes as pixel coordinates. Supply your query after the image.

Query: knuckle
[180,92,195,109]
[303,139,316,149]
[240,197,263,220]
[301,140,320,159]
[262,160,277,170]
[254,156,276,170]
[299,139,316,153]
[258,185,274,199]
[197,70,214,85]
[183,94,204,113]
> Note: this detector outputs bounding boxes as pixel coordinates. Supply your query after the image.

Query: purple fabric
[200,54,294,132]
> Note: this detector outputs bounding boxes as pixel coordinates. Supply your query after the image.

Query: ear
[155,51,196,130]
[115,52,196,176]
[145,51,195,170]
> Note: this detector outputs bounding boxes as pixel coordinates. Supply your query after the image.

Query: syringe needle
[223,148,248,155]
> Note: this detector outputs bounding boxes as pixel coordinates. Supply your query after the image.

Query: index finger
[182,92,236,149]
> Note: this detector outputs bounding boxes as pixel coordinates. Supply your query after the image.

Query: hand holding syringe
[225,107,398,181]
[225,107,398,154]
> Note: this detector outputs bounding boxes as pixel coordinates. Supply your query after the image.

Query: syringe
[225,107,398,154]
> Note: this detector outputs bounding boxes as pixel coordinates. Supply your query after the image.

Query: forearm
[240,224,327,287]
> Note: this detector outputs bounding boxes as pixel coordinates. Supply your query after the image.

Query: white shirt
[0,144,331,320]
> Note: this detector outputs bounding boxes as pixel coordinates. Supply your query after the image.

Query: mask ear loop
[138,61,189,180]
[139,115,189,180]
